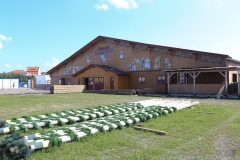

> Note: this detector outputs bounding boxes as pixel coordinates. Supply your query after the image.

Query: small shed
[72,64,129,90]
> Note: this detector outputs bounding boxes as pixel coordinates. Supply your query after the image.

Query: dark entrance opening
[86,78,93,90]
[233,74,237,82]
[110,77,114,89]
[59,78,65,85]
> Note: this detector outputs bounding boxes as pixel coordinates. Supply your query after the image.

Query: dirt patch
[161,97,240,107]
[214,134,235,159]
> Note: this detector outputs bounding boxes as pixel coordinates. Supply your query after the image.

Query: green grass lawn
[0,93,240,159]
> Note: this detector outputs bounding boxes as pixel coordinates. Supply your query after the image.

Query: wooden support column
[238,70,240,98]
[177,73,179,84]
[218,71,227,96]
[193,72,196,95]
[167,73,170,94]
[188,72,200,95]
[167,73,173,94]
[225,71,228,96]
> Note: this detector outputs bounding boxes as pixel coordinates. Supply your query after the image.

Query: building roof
[227,58,240,64]
[47,35,231,75]
[9,70,27,74]
[27,66,39,75]
[72,64,129,77]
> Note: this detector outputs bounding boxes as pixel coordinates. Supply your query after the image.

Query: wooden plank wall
[51,85,86,94]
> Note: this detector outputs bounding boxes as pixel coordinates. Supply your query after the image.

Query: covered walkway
[164,66,240,98]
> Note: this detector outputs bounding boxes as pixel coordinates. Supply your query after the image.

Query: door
[61,78,65,85]
[233,74,237,82]
[110,77,114,89]
[95,77,99,90]
[87,78,93,90]
[95,77,104,90]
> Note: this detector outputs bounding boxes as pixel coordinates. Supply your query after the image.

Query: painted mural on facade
[199,55,222,63]
[128,57,150,71]
[154,56,161,70]
[174,51,193,59]
[94,46,114,56]
[64,66,71,75]
[72,65,83,74]
[165,58,172,69]
[64,65,83,75]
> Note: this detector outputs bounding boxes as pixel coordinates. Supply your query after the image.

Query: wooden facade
[47,36,240,94]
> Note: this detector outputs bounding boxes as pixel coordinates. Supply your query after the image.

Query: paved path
[0,88,50,95]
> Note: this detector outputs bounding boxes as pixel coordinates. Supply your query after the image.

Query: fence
[0,79,19,89]
[19,82,28,88]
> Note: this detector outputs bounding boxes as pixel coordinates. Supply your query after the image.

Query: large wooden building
[47,36,240,96]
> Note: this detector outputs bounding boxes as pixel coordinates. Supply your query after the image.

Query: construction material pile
[0,99,199,160]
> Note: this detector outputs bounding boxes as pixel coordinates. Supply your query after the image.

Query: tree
[0,73,35,82]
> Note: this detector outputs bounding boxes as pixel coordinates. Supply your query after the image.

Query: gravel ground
[0,88,50,95]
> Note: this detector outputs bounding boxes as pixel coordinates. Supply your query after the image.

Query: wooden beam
[218,71,225,77]
[148,47,151,54]
[134,126,167,135]
[194,53,198,63]
[169,50,173,58]
[195,72,200,78]
[115,41,118,47]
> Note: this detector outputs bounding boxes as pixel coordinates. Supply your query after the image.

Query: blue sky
[0,0,239,73]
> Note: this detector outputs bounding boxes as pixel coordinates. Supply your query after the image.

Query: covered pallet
[50,85,86,94]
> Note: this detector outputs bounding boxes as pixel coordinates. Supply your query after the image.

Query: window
[95,77,104,84]
[95,77,99,84]
[138,76,146,84]
[88,78,93,85]
[58,78,61,85]
[99,77,104,84]
[87,56,90,63]
[170,74,177,84]
[120,50,124,58]
[157,75,166,84]
[179,73,186,84]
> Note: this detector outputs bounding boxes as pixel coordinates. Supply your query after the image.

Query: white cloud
[16,64,22,69]
[95,0,140,10]
[0,34,12,49]
[0,41,3,49]
[140,0,153,2]
[109,0,138,9]
[95,4,109,10]
[0,35,12,41]
[44,57,59,68]
[214,43,222,47]
[5,64,12,68]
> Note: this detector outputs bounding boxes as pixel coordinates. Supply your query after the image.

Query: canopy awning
[163,66,240,73]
